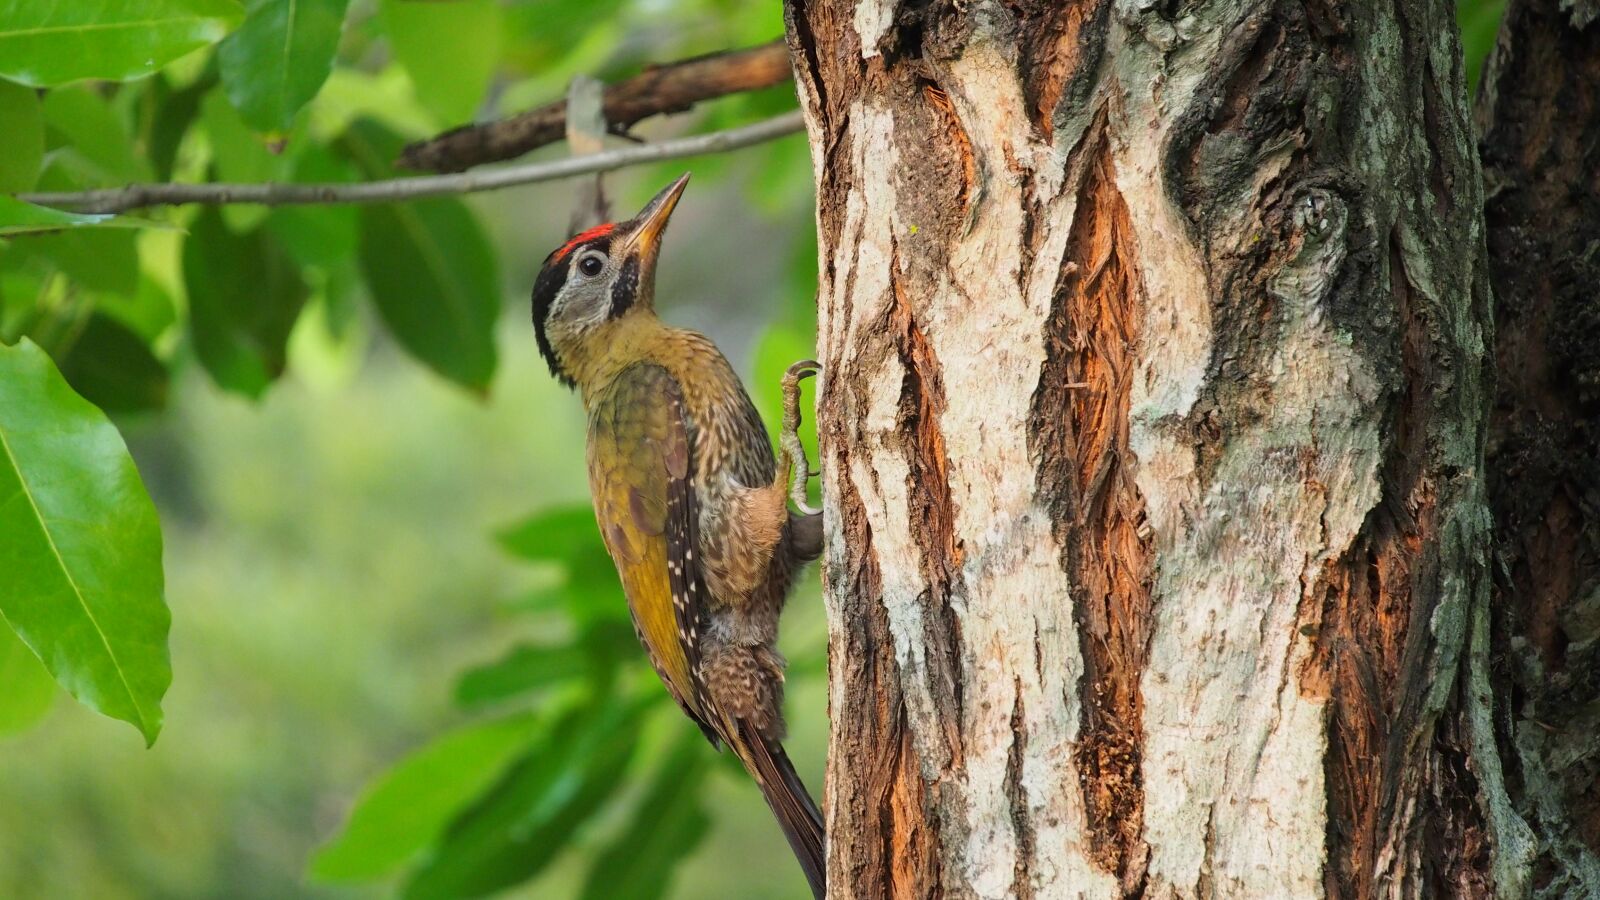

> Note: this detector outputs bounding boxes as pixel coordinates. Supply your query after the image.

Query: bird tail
[734,720,826,899]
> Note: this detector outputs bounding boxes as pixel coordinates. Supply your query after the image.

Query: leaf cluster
[0,2,808,896]
[0,0,789,743]
[309,505,721,899]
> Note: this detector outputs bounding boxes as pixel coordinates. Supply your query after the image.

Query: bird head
[531,173,690,388]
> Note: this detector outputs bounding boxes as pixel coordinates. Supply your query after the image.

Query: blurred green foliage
[0,0,1506,897]
[1458,0,1507,90]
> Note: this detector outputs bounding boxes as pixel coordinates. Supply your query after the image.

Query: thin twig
[15,111,806,215]
[401,40,793,172]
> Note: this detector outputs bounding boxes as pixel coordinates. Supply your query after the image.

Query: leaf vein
[0,17,225,39]
[0,416,144,728]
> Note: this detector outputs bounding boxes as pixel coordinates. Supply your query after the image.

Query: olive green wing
[587,363,718,743]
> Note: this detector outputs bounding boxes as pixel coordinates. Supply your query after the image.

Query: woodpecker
[530,173,826,898]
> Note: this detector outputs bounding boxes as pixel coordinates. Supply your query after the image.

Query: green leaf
[312,67,436,141]
[0,79,42,192]
[309,712,541,883]
[0,265,43,344]
[181,208,309,398]
[218,0,349,133]
[146,68,217,181]
[494,505,634,627]
[494,505,608,566]
[510,571,633,628]
[0,0,243,87]
[342,121,499,390]
[0,338,169,745]
[15,227,139,295]
[11,102,161,291]
[502,0,628,74]
[94,276,179,344]
[579,730,713,900]
[42,86,149,185]
[378,0,500,124]
[200,86,291,231]
[53,314,169,414]
[314,258,360,339]
[0,621,55,736]
[201,83,288,180]
[358,198,500,390]
[403,701,644,900]
[454,642,589,709]
[264,144,358,269]
[0,196,157,236]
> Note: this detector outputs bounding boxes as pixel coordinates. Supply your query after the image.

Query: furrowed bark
[1036,121,1154,891]
[787,1,1530,896]
[1478,2,1600,897]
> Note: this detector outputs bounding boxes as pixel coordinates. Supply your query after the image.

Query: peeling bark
[1031,126,1153,891]
[786,1,1534,897]
[1479,2,1600,897]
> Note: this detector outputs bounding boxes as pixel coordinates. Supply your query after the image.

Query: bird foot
[780,359,821,517]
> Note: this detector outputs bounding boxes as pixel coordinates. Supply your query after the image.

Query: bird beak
[626,173,690,256]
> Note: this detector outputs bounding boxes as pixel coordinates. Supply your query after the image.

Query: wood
[786,1,1535,896]
[1479,2,1600,896]
[398,41,794,172]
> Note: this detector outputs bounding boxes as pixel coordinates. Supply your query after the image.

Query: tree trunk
[1479,1,1600,896]
[784,1,1543,896]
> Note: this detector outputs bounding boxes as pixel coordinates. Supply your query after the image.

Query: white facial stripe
[550,250,617,332]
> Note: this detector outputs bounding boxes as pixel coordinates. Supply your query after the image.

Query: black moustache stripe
[609,255,640,319]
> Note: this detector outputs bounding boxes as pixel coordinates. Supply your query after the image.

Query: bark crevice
[1030,127,1154,889]
[1480,1,1600,895]
[822,435,946,899]
[1296,236,1443,899]
[892,241,968,768]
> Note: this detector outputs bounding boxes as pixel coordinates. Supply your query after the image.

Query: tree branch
[15,112,805,215]
[399,40,794,173]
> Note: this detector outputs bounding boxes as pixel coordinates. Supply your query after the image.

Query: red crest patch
[553,222,616,261]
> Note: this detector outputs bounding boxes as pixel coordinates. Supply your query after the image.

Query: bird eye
[578,254,604,277]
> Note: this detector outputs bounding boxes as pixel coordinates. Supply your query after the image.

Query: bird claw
[781,359,821,517]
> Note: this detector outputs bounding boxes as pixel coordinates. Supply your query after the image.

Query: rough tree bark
[782,1,1563,897]
[1479,1,1600,896]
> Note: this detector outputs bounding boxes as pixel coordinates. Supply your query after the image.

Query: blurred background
[0,171,824,900]
[0,0,1505,897]
[0,0,822,896]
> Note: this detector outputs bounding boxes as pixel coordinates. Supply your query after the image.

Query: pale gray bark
[787,1,1533,897]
